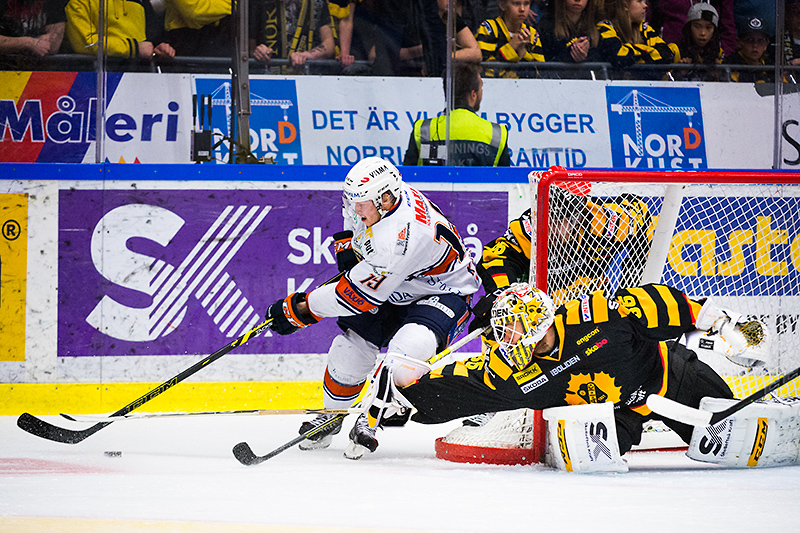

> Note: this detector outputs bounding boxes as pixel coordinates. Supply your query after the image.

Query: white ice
[2,414,800,532]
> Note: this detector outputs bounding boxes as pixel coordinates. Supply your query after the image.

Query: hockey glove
[266,292,319,336]
[687,298,770,367]
[333,230,359,272]
[468,288,505,334]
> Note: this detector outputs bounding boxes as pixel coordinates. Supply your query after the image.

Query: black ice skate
[344,413,378,460]
[298,413,343,450]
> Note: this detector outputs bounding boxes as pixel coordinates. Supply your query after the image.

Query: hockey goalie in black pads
[366,282,774,469]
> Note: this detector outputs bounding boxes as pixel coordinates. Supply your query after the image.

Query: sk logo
[87,203,271,342]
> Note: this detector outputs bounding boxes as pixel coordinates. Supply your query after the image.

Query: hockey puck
[104,451,122,457]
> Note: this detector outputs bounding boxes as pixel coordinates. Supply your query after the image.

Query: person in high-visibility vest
[402,62,511,167]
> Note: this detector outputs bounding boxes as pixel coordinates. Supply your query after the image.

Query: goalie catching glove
[266,293,320,336]
[685,298,770,367]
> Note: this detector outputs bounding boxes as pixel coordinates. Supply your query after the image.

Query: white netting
[531,170,800,400]
[440,409,535,449]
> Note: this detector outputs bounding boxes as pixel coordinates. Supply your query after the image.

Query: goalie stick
[231,326,489,466]
[646,364,800,427]
[17,271,344,445]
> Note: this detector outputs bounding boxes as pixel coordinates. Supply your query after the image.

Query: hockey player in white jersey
[266,157,481,459]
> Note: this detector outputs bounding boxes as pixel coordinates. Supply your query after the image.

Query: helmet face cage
[342,157,402,220]
[491,284,556,370]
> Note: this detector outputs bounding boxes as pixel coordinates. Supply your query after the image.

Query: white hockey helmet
[343,157,403,220]
[491,283,556,370]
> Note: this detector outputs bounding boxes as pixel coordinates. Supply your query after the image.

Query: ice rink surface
[2,413,800,533]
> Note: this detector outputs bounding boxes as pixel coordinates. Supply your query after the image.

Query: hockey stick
[60,407,358,423]
[231,326,489,466]
[17,271,344,444]
[233,414,348,465]
[646,364,800,427]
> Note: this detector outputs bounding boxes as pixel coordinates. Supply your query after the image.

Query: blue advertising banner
[194,78,303,165]
[606,86,708,169]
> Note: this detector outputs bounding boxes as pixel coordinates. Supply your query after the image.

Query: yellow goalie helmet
[490,283,556,370]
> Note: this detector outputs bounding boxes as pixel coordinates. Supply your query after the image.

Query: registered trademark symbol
[2,219,21,240]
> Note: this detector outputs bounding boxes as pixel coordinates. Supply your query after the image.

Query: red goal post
[434,166,800,466]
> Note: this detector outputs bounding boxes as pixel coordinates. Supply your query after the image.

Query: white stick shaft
[646,394,713,427]
[426,326,488,367]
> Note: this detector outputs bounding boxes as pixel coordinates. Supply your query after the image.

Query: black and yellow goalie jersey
[405,284,704,423]
[477,208,532,294]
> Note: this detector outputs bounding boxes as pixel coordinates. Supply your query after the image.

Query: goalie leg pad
[542,402,628,473]
[687,397,800,468]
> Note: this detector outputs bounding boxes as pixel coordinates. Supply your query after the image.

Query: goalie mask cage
[435,166,800,465]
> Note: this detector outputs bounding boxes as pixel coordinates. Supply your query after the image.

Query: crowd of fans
[0,0,795,81]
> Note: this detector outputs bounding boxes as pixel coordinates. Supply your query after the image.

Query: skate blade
[343,441,370,460]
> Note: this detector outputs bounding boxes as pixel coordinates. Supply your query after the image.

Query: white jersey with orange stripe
[307,184,481,318]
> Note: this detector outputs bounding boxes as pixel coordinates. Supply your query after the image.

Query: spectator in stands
[249,0,335,73]
[733,0,775,55]
[536,0,603,76]
[460,0,499,34]
[329,0,355,68]
[403,62,511,166]
[596,0,674,79]
[784,0,800,67]
[648,1,736,58]
[413,0,482,77]
[0,0,65,68]
[476,0,545,78]
[666,2,724,81]
[723,16,771,83]
[65,0,175,60]
[162,0,232,58]
[342,0,420,76]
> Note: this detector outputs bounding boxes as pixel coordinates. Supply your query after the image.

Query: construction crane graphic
[208,82,293,138]
[610,89,697,157]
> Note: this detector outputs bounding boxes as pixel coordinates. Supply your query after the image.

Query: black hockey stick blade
[15,318,272,444]
[17,413,112,445]
[233,414,347,466]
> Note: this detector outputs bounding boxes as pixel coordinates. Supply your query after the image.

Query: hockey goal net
[436,166,800,465]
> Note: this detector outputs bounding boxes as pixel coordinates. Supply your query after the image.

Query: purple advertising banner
[58,188,507,357]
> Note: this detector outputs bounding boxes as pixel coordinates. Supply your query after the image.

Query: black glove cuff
[333,230,358,272]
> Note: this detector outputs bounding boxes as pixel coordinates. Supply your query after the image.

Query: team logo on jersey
[565,372,621,405]
[395,223,410,255]
[513,363,542,384]
[606,86,707,169]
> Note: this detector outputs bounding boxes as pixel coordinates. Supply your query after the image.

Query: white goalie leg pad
[542,402,628,473]
[386,323,437,386]
[687,397,800,468]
